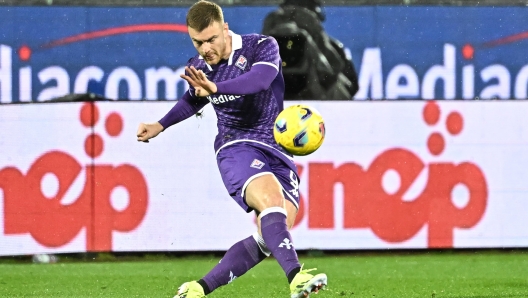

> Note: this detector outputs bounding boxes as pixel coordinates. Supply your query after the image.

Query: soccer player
[136,1,327,297]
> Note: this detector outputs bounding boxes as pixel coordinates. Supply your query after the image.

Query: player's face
[188,21,229,65]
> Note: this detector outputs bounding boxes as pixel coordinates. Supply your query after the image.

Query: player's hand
[136,122,164,143]
[180,66,217,97]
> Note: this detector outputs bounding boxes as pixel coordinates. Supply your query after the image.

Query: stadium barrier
[1,100,527,255]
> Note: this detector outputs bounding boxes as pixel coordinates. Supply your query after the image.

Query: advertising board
[1,100,528,255]
[1,6,527,102]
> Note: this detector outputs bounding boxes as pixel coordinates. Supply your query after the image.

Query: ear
[224,22,229,33]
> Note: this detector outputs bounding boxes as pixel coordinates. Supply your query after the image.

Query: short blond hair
[186,1,224,31]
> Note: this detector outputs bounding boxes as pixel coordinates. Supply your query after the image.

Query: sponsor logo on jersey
[206,94,241,105]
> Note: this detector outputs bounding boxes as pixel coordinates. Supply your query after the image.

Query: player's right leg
[173,233,269,297]
[173,281,205,298]
[198,233,269,295]
[173,144,273,297]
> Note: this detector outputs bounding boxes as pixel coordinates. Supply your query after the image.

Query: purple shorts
[216,141,300,213]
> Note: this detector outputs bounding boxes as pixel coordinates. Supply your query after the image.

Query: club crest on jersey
[250,159,265,169]
[235,55,248,70]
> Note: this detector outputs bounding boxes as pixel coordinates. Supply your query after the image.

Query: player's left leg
[247,168,327,297]
[281,200,327,298]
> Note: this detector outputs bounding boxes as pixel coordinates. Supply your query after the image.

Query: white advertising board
[1,100,528,255]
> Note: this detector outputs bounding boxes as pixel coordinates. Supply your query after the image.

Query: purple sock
[260,208,301,278]
[201,235,267,294]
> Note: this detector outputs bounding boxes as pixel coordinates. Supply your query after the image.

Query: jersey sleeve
[252,35,280,72]
[215,64,278,95]
[158,91,209,129]
[158,58,209,129]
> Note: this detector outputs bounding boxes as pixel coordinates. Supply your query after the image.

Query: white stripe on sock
[259,207,287,219]
[252,232,271,257]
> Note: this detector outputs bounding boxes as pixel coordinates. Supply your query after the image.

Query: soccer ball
[273,104,326,156]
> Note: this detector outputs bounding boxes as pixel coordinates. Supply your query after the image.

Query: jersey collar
[227,30,242,66]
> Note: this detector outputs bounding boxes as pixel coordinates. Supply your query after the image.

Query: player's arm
[182,63,278,97]
[181,36,280,97]
[136,91,208,143]
[215,64,278,95]
[158,90,209,129]
[217,36,281,95]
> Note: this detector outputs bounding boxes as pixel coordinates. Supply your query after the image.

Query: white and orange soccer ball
[273,104,326,156]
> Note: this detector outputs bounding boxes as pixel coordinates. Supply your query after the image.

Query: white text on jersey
[206,94,241,105]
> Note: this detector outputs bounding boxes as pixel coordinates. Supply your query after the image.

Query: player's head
[186,0,230,65]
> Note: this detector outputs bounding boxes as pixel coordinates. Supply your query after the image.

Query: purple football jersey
[186,31,287,155]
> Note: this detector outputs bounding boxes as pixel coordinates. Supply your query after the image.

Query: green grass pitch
[1,251,527,297]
